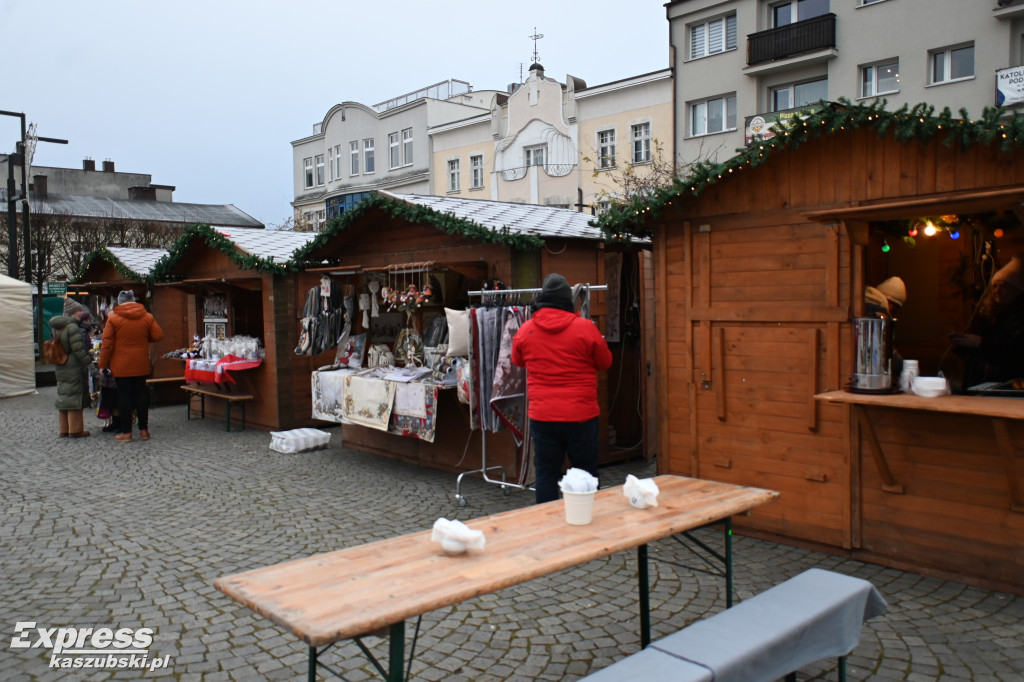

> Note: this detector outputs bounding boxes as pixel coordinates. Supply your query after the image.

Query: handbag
[44,329,69,365]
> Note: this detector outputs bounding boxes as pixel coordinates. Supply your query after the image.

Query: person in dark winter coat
[511,273,613,503]
[98,290,164,443]
[48,297,95,438]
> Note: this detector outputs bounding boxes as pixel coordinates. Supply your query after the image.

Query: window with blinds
[690,14,737,59]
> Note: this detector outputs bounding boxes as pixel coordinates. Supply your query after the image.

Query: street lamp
[1,109,68,282]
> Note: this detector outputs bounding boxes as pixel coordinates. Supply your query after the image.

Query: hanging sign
[996,66,1024,107]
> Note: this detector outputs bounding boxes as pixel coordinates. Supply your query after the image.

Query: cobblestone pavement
[2,386,1022,681]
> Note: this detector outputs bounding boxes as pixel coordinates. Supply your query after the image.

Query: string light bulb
[882,241,891,253]
[923,222,938,237]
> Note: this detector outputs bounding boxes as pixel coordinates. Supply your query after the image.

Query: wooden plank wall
[654,127,1024,587]
[857,407,1024,592]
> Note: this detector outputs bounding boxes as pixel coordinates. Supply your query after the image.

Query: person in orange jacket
[98,290,164,443]
[512,273,613,503]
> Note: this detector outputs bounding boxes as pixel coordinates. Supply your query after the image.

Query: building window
[770,77,828,111]
[930,44,974,84]
[447,158,460,192]
[525,145,546,167]
[327,148,334,182]
[861,59,899,97]
[334,144,343,178]
[771,0,829,27]
[689,14,737,59]
[470,155,484,189]
[315,155,325,186]
[350,141,359,175]
[691,95,737,136]
[389,132,400,169]
[598,129,616,169]
[303,209,326,231]
[363,138,375,174]
[402,128,413,165]
[632,122,651,164]
[304,157,314,189]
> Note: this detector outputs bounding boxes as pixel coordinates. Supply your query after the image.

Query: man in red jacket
[512,273,613,503]
[99,290,164,443]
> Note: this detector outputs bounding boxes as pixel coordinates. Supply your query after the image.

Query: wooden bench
[582,568,887,682]
[181,385,254,431]
[146,376,186,406]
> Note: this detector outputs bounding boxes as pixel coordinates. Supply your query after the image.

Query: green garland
[73,246,152,284]
[150,223,298,280]
[294,192,546,266]
[594,99,1024,240]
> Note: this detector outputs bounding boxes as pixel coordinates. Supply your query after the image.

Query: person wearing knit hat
[64,297,86,317]
[512,273,613,504]
[99,291,164,443]
[48,298,95,438]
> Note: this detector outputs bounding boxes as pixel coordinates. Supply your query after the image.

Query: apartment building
[668,0,1024,165]
[429,63,674,213]
[290,80,504,230]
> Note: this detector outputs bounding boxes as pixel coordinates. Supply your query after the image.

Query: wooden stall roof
[803,186,1024,223]
[593,99,1024,239]
[296,190,646,268]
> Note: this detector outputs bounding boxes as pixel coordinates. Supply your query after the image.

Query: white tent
[0,273,35,398]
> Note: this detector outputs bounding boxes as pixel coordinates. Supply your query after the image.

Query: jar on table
[899,359,919,394]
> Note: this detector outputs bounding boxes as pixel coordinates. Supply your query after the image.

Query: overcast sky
[2,1,670,228]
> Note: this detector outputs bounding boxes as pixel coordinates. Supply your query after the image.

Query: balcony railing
[747,14,836,66]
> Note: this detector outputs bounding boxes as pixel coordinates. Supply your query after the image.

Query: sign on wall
[996,66,1024,107]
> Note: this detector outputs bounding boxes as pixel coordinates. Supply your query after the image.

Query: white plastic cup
[563,490,596,525]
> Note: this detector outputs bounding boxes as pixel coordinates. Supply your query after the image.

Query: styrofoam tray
[269,428,331,453]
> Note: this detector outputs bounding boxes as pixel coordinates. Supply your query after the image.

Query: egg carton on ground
[269,428,331,454]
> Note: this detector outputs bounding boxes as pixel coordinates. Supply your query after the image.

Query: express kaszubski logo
[10,622,171,672]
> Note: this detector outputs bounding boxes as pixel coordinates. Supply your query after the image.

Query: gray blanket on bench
[586,568,887,682]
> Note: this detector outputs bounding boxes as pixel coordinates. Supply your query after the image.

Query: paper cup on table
[563,490,596,525]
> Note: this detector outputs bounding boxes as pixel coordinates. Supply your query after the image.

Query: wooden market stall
[144,225,320,430]
[295,190,650,485]
[597,101,1024,593]
[70,247,188,401]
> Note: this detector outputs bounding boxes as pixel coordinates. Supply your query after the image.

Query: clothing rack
[454,283,606,506]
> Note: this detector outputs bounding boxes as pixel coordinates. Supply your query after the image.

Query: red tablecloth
[185,355,262,384]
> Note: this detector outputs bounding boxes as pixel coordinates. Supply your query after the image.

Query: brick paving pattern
[2,386,1022,680]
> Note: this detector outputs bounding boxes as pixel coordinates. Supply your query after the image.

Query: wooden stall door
[693,321,849,548]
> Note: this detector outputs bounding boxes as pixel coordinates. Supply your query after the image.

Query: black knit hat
[534,273,574,312]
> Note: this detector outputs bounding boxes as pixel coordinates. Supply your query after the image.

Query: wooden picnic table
[214,475,778,681]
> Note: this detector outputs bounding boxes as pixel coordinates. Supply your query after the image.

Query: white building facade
[430,64,674,213]
[290,80,503,230]
[668,0,1024,165]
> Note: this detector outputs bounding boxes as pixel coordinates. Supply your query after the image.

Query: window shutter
[726,15,737,50]
[690,24,705,59]
[708,19,723,54]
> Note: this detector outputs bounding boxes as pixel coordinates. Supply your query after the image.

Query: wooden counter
[814,390,1024,592]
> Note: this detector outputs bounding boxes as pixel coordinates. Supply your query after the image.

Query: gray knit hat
[117,290,135,305]
[63,297,86,316]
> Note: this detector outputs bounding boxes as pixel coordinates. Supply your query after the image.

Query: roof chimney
[128,186,156,201]
[83,158,96,171]
[33,174,47,199]
[102,159,115,172]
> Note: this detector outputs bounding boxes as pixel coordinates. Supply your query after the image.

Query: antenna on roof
[529,27,543,64]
